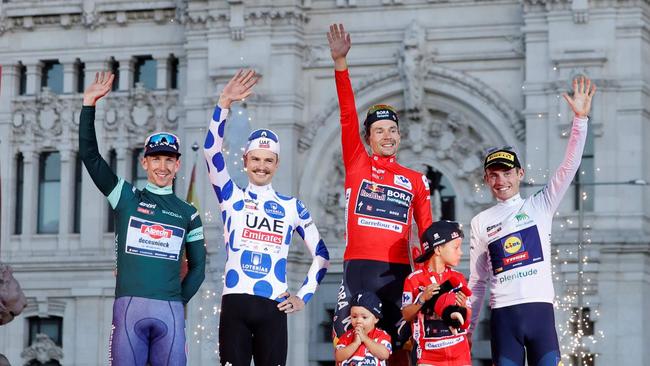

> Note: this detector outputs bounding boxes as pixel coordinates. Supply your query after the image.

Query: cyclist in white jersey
[203,69,330,366]
[468,77,596,366]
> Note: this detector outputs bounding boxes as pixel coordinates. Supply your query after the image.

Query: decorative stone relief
[21,334,63,365]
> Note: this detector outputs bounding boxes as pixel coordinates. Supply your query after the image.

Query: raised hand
[563,76,597,119]
[218,69,258,109]
[83,72,114,106]
[327,23,351,68]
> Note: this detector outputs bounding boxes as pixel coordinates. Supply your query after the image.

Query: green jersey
[79,106,205,303]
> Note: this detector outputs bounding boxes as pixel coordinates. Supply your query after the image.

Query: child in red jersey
[401,221,472,366]
[335,292,392,366]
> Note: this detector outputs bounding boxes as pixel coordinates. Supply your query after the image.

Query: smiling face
[243,149,279,186]
[484,166,525,201]
[366,120,400,157]
[141,153,180,188]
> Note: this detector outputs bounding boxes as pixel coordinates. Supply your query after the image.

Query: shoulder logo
[421,175,430,190]
[394,175,412,190]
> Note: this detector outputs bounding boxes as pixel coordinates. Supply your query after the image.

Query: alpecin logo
[141,224,172,240]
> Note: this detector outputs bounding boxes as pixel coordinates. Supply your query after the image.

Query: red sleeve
[335,69,367,169]
[412,173,433,239]
[402,274,418,307]
[455,272,472,329]
[336,329,353,348]
[378,329,393,354]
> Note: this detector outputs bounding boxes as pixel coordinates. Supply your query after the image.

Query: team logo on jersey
[421,175,430,190]
[240,250,272,279]
[488,226,543,275]
[402,292,413,305]
[141,224,173,240]
[264,201,285,219]
[126,218,184,260]
[355,179,412,225]
[297,200,310,220]
[394,175,412,190]
[137,207,153,215]
[515,212,530,222]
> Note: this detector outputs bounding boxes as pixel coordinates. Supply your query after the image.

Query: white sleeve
[468,215,489,334]
[294,199,330,304]
[531,117,588,216]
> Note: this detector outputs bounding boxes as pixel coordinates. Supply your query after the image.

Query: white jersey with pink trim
[468,117,588,333]
[203,106,330,303]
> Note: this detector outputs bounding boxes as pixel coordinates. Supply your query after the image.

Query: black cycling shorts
[219,293,287,366]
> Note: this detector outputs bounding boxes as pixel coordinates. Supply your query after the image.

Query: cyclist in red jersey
[328,23,433,365]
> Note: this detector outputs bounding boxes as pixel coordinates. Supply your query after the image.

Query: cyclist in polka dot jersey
[203,69,330,366]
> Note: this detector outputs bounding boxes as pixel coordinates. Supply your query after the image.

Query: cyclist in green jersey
[79,71,206,366]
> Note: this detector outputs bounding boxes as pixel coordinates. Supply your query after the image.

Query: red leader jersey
[335,69,432,265]
[336,327,392,366]
[402,267,472,365]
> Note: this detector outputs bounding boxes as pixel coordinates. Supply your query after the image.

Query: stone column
[25,61,43,96]
[117,58,134,91]
[156,55,169,90]
[20,148,39,242]
[62,61,77,94]
[57,147,74,248]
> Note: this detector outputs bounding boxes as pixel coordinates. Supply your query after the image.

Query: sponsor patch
[354,179,412,224]
[264,201,285,219]
[137,207,153,215]
[402,292,413,305]
[394,175,412,190]
[125,217,185,260]
[357,217,402,233]
[424,335,465,350]
[488,226,543,275]
[240,250,272,279]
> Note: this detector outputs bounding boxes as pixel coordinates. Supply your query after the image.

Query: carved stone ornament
[11,90,81,148]
[21,333,64,364]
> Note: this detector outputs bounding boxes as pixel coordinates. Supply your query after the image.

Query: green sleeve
[181,211,206,303]
[79,106,119,197]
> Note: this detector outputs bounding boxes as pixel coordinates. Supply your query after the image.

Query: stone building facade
[0,1,648,365]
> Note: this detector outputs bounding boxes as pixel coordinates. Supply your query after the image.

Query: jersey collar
[145,182,174,195]
[371,153,397,166]
[497,193,523,204]
[246,182,274,196]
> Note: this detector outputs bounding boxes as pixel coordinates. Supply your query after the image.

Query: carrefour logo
[503,236,523,255]
[141,224,172,240]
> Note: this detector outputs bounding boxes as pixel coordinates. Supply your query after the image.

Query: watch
[416,296,426,305]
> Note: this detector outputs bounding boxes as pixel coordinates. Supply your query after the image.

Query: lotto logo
[141,224,172,240]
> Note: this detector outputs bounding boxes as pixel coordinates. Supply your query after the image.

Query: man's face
[141,153,180,188]
[244,149,279,186]
[484,166,524,201]
[366,120,400,157]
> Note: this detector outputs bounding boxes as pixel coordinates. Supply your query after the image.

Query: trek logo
[141,224,172,240]
[394,175,412,190]
[488,226,543,275]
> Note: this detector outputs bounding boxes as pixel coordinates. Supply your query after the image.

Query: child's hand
[421,283,440,302]
[455,291,468,306]
[354,326,367,343]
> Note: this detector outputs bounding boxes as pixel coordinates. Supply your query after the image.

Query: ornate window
[75,60,85,93]
[169,54,179,90]
[37,152,61,234]
[24,316,63,366]
[109,57,120,91]
[15,153,24,234]
[18,62,27,95]
[73,154,82,233]
[41,60,63,94]
[133,55,156,90]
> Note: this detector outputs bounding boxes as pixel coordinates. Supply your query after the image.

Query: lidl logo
[503,236,523,255]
